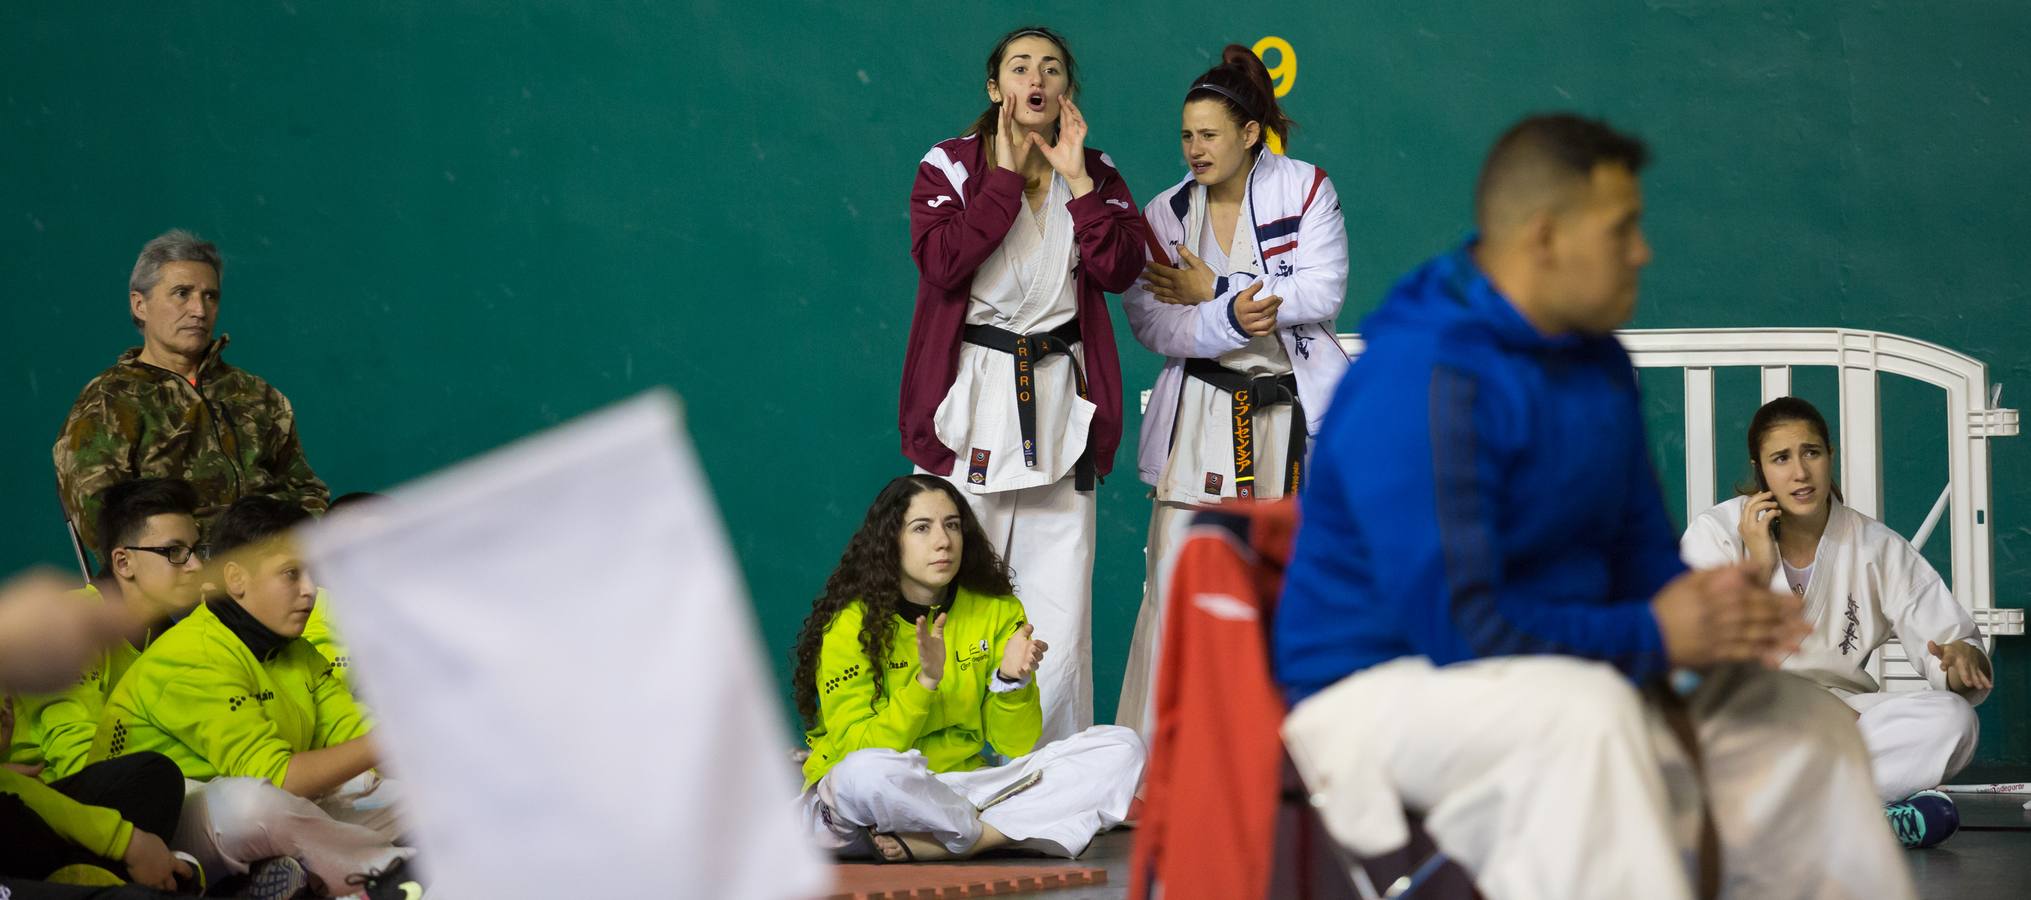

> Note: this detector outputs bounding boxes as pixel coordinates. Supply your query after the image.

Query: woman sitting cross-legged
[1681,396,1991,849]
[792,474,1144,862]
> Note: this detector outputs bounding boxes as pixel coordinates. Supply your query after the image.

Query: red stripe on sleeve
[1301,168,1328,213]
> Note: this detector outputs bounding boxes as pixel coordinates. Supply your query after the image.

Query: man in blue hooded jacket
[1276,115,1914,900]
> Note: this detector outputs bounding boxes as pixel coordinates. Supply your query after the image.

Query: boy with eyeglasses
[3,478,201,891]
[92,496,418,899]
[8,480,210,782]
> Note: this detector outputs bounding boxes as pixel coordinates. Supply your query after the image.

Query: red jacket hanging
[1129,500,1301,900]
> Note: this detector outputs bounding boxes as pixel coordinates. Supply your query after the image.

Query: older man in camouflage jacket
[53,230,328,556]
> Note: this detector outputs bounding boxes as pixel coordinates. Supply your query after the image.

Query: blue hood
[1273,240,1685,703]
[1362,241,1593,359]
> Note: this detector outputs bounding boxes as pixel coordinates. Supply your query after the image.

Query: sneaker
[345,857,425,900]
[1885,790,1960,848]
[246,855,308,900]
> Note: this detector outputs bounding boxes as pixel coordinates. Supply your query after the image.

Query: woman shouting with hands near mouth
[1117,45,1350,738]
[898,26,1149,743]
[1681,396,1991,849]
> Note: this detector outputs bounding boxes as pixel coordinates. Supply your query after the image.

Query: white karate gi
[1285,658,1916,900]
[1682,496,1985,801]
[800,725,1143,860]
[1117,152,1349,738]
[174,772,408,890]
[928,173,1097,744]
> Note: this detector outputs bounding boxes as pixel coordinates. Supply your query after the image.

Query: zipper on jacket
[131,358,246,501]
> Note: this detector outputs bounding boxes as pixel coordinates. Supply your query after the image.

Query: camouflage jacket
[53,335,329,554]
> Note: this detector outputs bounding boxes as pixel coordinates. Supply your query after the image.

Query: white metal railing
[1334,327,2023,688]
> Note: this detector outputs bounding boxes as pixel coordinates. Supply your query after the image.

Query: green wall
[5,2,2027,769]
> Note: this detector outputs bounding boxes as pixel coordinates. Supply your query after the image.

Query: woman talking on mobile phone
[1680,396,1990,849]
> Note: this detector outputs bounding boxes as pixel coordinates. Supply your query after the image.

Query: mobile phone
[1752,470,1781,541]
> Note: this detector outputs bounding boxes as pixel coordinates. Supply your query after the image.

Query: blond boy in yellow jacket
[94,497,417,896]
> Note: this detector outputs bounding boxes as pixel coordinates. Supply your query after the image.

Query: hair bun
[1186,43,1295,145]
[1220,44,1274,110]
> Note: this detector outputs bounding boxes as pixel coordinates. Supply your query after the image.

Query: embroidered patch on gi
[967,448,992,485]
[1204,472,1224,494]
[1838,595,1861,655]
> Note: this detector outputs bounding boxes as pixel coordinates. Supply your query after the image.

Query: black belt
[1183,358,1305,499]
[962,321,1095,491]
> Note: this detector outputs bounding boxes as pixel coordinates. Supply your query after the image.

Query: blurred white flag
[302,390,829,899]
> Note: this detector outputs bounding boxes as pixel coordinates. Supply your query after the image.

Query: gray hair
[129,229,222,328]
[129,229,222,295]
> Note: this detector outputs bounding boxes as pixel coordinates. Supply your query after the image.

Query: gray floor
[981,794,2031,899]
[1911,793,2031,900]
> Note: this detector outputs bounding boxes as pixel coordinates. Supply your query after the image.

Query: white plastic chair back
[1335,327,2023,687]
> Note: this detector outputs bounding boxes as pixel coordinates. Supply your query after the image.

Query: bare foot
[870,832,940,862]
[870,824,1009,862]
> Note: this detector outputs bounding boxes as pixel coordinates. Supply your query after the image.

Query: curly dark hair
[791,475,1015,728]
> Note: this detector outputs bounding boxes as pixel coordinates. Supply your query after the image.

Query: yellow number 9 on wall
[1252,36,1295,155]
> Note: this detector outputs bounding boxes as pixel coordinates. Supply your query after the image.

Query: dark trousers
[0,752,185,886]
[0,877,178,900]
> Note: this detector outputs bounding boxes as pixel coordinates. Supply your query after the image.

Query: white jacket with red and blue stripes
[1122,150,1351,487]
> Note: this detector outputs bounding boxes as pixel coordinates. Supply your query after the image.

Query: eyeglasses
[122,544,209,565]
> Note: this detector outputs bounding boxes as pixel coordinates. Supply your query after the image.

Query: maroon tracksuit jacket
[897,133,1151,480]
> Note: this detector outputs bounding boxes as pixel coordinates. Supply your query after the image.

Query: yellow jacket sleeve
[308,656,370,749]
[981,602,1042,760]
[147,660,296,787]
[301,597,352,691]
[0,767,134,860]
[17,684,101,782]
[813,606,934,760]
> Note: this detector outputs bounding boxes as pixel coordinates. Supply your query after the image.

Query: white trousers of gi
[927,470,1096,744]
[1844,689,1980,802]
[800,725,1143,859]
[1115,499,1198,739]
[1284,657,1915,900]
[175,772,410,891]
